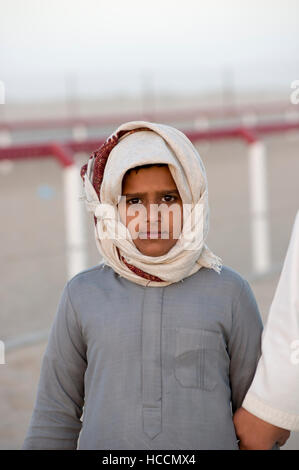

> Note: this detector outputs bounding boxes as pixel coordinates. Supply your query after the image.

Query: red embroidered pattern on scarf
[80,128,164,283]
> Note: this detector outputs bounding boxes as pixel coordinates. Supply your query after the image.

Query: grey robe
[22,263,265,450]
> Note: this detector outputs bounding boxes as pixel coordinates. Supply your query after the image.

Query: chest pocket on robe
[174,327,221,391]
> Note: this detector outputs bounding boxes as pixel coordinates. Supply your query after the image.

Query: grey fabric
[22,263,264,450]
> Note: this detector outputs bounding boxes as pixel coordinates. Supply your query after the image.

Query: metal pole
[248,140,271,275]
[63,162,88,279]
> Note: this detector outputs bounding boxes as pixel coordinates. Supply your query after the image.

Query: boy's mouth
[139,231,168,239]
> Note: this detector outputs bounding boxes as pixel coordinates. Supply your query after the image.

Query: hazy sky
[1,0,299,100]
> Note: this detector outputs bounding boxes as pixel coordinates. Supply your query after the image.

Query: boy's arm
[228,279,281,449]
[227,278,263,414]
[233,407,290,450]
[22,281,87,449]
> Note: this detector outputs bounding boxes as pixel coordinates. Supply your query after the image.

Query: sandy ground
[0,90,289,122]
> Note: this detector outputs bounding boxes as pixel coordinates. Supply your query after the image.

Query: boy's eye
[162,195,177,203]
[127,195,177,205]
[127,198,142,205]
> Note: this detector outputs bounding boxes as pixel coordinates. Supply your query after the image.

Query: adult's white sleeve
[242,210,299,430]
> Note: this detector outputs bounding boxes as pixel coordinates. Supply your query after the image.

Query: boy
[23,121,267,449]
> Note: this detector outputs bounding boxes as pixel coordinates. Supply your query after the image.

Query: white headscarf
[81,120,223,287]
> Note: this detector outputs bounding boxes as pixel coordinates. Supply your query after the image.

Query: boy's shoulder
[190,264,251,302]
[66,262,114,297]
[216,264,248,285]
[195,263,248,289]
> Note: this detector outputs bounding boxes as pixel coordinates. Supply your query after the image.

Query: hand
[233,407,291,450]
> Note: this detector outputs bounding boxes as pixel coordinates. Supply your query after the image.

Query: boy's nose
[144,202,161,223]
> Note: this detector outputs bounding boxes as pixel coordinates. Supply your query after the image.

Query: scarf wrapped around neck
[80,120,223,287]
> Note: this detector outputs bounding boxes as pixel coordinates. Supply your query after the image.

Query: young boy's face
[119,165,184,257]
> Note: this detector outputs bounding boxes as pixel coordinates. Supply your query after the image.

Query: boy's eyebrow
[123,189,180,197]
